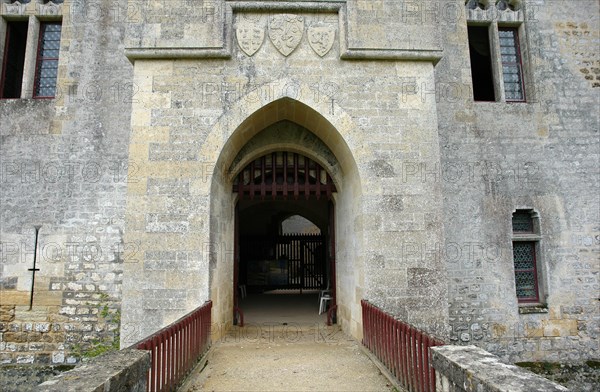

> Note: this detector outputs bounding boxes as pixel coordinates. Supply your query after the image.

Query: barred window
[512,210,542,304]
[466,1,529,103]
[512,210,533,232]
[499,28,525,102]
[34,23,62,98]
[0,15,62,100]
[512,242,538,301]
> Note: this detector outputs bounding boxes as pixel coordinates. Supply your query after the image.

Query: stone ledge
[37,349,150,392]
[519,305,549,314]
[431,345,569,392]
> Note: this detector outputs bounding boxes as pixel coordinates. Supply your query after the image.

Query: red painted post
[134,301,212,392]
[366,302,372,350]
[360,301,443,392]
[418,331,425,392]
[165,328,171,390]
[392,319,399,379]
[386,315,392,371]
[402,324,411,388]
[151,336,159,392]
[387,314,393,371]
[423,335,431,392]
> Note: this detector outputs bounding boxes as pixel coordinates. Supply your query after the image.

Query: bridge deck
[178,292,398,391]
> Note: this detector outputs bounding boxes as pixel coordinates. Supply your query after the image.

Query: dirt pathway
[179,324,398,392]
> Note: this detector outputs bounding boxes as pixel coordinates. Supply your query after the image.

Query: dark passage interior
[235,198,333,325]
[468,25,496,102]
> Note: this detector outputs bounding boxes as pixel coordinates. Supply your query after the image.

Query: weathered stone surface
[431,345,569,392]
[38,349,150,392]
[0,0,598,369]
[0,364,75,392]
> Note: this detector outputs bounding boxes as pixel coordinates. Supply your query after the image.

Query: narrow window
[512,242,538,301]
[499,27,525,102]
[467,25,496,101]
[512,210,541,303]
[512,210,533,233]
[1,21,29,99]
[33,22,61,98]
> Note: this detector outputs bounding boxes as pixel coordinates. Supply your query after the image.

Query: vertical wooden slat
[315,165,321,199]
[401,323,408,391]
[304,154,310,199]
[423,335,430,392]
[260,155,266,200]
[271,152,277,200]
[136,301,212,392]
[249,160,255,200]
[283,151,288,199]
[360,301,444,392]
[293,153,299,199]
[394,321,400,385]
[151,337,158,392]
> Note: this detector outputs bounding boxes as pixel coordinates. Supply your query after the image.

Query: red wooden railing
[136,301,212,392]
[361,300,444,392]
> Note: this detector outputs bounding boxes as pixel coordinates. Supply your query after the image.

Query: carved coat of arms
[236,22,265,57]
[268,14,305,57]
[308,26,335,57]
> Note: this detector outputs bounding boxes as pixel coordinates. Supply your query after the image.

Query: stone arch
[205,83,364,337]
[197,79,365,190]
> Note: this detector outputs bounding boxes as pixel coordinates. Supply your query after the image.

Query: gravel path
[179,324,397,392]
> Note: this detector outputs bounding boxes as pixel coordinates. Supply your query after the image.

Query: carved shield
[268,14,304,56]
[236,22,265,57]
[308,26,335,57]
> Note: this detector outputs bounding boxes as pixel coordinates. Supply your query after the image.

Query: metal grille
[499,28,525,102]
[233,151,336,200]
[34,23,61,98]
[513,242,538,301]
[241,234,326,291]
[512,211,533,232]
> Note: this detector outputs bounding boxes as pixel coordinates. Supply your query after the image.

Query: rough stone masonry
[0,0,598,378]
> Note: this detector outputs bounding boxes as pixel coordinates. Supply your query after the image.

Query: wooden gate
[240,234,326,291]
[233,151,336,200]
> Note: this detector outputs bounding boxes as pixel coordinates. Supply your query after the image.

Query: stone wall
[1,0,598,367]
[0,364,75,392]
[38,349,150,392]
[434,0,599,362]
[120,0,449,346]
[431,345,569,392]
[0,0,133,364]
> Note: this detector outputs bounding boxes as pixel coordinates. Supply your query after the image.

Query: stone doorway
[204,97,365,341]
[232,152,336,326]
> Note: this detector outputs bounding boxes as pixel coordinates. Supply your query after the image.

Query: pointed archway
[207,95,363,339]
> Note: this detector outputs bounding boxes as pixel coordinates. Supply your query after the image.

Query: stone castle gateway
[1,0,598,371]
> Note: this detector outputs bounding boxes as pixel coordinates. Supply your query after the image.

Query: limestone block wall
[1,0,133,364]
[435,0,599,361]
[2,0,596,367]
[121,1,448,346]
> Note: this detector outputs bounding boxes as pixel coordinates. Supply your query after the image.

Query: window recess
[511,209,545,307]
[465,0,529,103]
